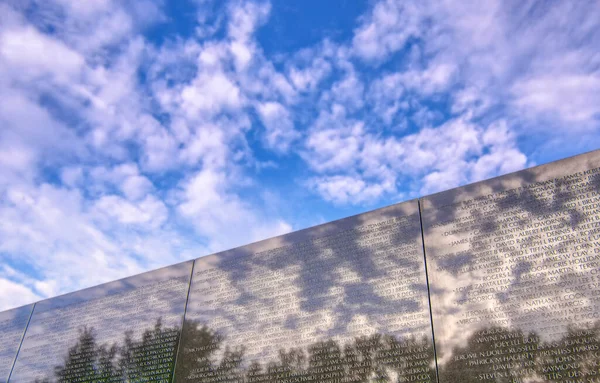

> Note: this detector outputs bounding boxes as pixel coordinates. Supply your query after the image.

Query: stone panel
[175,200,436,383]
[421,150,600,383]
[9,261,193,383]
[0,305,33,383]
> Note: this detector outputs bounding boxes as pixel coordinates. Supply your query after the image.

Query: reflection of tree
[119,320,180,382]
[41,318,435,383]
[441,326,539,383]
[34,327,119,383]
[35,319,179,383]
[439,323,600,383]
[174,321,436,383]
[174,321,245,382]
[39,319,600,383]
[535,323,600,382]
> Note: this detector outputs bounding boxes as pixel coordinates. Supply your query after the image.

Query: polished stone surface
[421,150,600,383]
[0,305,32,383]
[175,200,436,383]
[8,261,192,383]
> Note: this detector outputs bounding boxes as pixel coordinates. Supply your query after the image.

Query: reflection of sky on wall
[0,304,32,383]
[182,201,435,365]
[9,261,192,383]
[422,150,600,365]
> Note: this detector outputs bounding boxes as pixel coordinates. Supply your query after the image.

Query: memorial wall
[421,150,600,383]
[0,150,599,383]
[175,201,435,383]
[8,262,193,383]
[0,305,32,383]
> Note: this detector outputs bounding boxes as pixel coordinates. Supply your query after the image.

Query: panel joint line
[7,303,36,383]
[418,199,441,383]
[170,261,196,383]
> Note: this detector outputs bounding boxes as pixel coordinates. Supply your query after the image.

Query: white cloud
[0,143,36,185]
[368,73,406,125]
[430,0,600,129]
[0,25,84,83]
[88,163,154,200]
[181,71,244,117]
[352,0,424,62]
[366,61,455,126]
[303,109,528,201]
[304,106,364,173]
[0,179,201,307]
[256,101,298,151]
[138,121,180,172]
[512,74,600,125]
[326,71,365,111]
[400,61,456,95]
[92,195,168,228]
[288,57,332,93]
[0,84,84,190]
[227,1,271,42]
[353,0,600,132]
[121,173,154,201]
[451,86,491,117]
[32,0,160,55]
[408,118,527,194]
[0,184,131,298]
[226,1,270,71]
[0,0,295,311]
[60,167,84,188]
[176,167,292,252]
[0,279,40,311]
[308,175,394,205]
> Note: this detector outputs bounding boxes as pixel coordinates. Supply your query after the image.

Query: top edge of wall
[420,148,600,210]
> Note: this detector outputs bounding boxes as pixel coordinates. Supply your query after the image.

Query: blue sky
[0,0,599,310]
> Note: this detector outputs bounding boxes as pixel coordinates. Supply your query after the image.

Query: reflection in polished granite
[421,150,600,382]
[175,200,436,383]
[176,318,435,383]
[8,261,192,383]
[0,305,33,383]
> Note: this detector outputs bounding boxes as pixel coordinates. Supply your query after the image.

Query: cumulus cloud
[308,175,393,205]
[0,0,293,310]
[88,163,154,200]
[304,109,527,202]
[512,74,600,125]
[0,279,40,311]
[352,0,424,62]
[181,71,243,117]
[432,0,600,129]
[303,105,364,173]
[398,118,527,195]
[256,101,299,151]
[288,56,332,93]
[176,168,292,251]
[368,73,406,125]
[0,24,84,82]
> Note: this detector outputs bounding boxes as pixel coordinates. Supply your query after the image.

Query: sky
[0,0,599,311]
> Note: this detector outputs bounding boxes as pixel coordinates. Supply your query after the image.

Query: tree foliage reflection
[33,319,600,383]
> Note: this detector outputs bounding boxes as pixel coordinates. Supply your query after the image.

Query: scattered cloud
[256,101,298,151]
[176,167,292,251]
[351,0,424,62]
